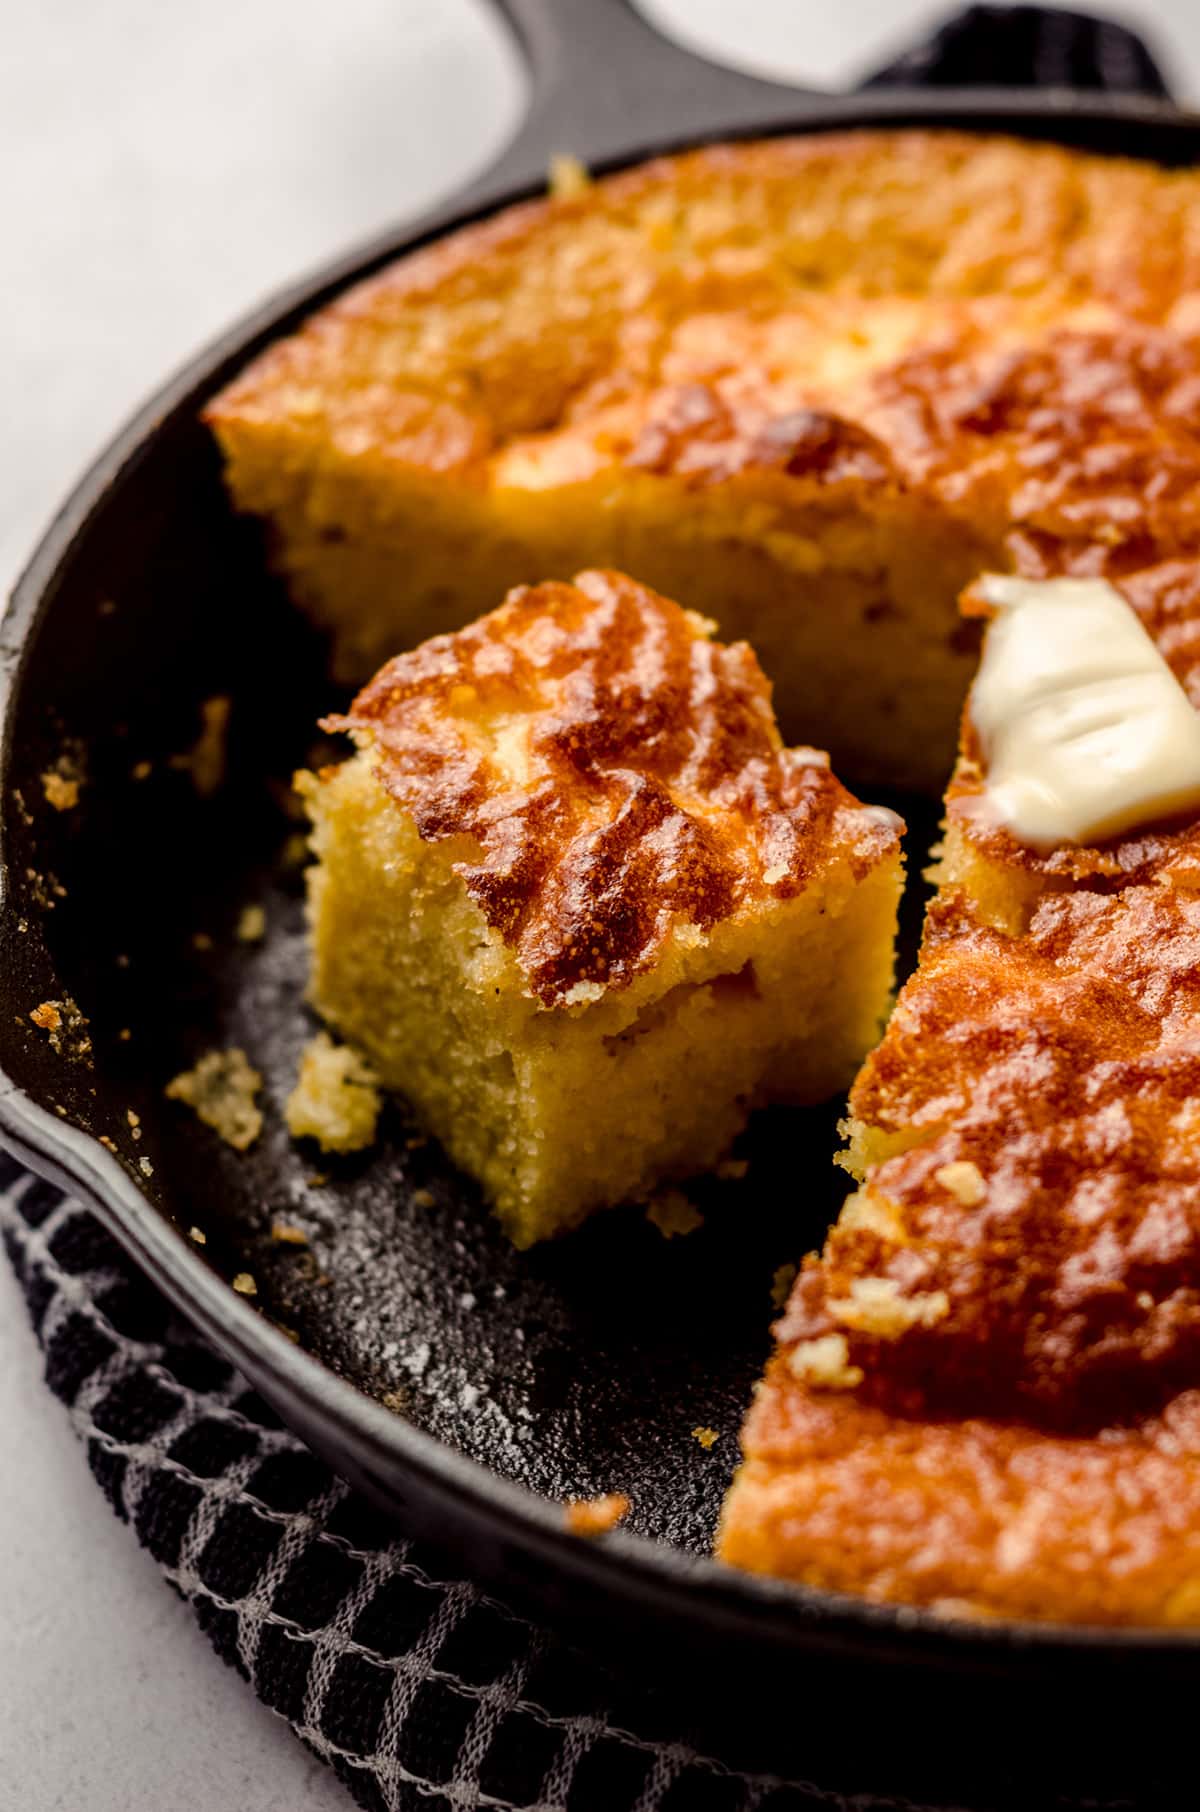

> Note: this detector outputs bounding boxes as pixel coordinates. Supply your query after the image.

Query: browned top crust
[207,132,1200,519]
[327,570,898,1005]
[722,879,1200,1622]
[786,885,1200,1431]
[724,1368,1200,1625]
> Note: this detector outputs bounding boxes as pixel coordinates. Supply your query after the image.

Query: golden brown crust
[721,1368,1200,1625]
[329,570,897,1005]
[207,130,1200,477]
[790,887,1200,1430]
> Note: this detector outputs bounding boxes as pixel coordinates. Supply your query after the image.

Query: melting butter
[970,574,1200,851]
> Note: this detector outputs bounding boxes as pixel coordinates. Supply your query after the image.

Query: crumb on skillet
[285,1031,381,1154]
[236,903,266,942]
[40,770,79,811]
[645,1191,703,1240]
[548,152,590,199]
[692,1427,719,1449]
[231,1272,257,1296]
[30,996,91,1059]
[563,1493,630,1536]
[270,1220,308,1246]
[170,695,231,797]
[166,1047,263,1151]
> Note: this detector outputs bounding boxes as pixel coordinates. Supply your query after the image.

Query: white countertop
[5,2,1200,1804]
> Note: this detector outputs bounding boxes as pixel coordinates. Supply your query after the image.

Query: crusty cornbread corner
[298,569,903,1247]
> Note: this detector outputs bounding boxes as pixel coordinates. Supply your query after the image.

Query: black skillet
[5,1,1200,1799]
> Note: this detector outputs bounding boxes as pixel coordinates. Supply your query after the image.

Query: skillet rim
[9,89,1200,1670]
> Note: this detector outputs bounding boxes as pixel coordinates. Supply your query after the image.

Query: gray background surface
[5,2,1200,1805]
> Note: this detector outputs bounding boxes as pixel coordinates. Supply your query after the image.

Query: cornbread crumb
[549,153,590,198]
[192,932,214,952]
[646,1191,704,1240]
[770,1262,798,1309]
[236,903,266,942]
[827,1275,950,1338]
[131,760,152,781]
[787,1333,864,1391]
[139,1157,153,1178]
[99,1135,117,1153]
[564,1493,630,1536]
[172,695,230,797]
[29,996,90,1059]
[692,1426,719,1449]
[381,1390,408,1414]
[271,1221,308,1246]
[166,1048,263,1151]
[280,830,310,870]
[40,769,79,811]
[276,1324,301,1344]
[188,1226,207,1245]
[411,1188,435,1210]
[837,1188,906,1242]
[934,1159,987,1206]
[286,1032,382,1154]
[715,1157,750,1181]
[231,1271,257,1296]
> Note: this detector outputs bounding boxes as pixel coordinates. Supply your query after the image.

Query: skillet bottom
[0,416,937,1553]
[159,877,874,1552]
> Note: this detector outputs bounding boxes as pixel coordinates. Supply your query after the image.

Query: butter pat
[969,574,1200,851]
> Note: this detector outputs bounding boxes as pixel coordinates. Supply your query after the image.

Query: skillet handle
[483,0,821,190]
[479,0,1175,197]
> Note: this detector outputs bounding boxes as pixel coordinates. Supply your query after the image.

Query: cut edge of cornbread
[298,748,902,1248]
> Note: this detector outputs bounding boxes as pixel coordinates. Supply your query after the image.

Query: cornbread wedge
[299,570,903,1247]
[719,577,1200,1625]
[719,881,1200,1625]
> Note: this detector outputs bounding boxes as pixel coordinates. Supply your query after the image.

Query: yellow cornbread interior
[299,752,902,1248]
[217,443,988,796]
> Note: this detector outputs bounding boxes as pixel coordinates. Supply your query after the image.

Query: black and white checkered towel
[2,1160,929,1812]
[3,10,1174,1810]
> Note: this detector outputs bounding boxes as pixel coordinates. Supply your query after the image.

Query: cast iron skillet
[5,0,1200,1796]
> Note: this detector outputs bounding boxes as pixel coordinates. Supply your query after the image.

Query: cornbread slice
[719,573,1200,1625]
[719,883,1200,1623]
[299,570,903,1248]
[206,131,1200,791]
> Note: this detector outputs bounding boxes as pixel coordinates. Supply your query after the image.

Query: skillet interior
[11,84,1200,1773]
[0,392,938,1549]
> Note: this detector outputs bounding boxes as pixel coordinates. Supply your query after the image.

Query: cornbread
[719,883,1200,1623]
[208,126,1200,1623]
[299,570,903,1248]
[165,1048,263,1151]
[285,1031,382,1154]
[719,481,1200,1624]
[208,132,1200,791]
